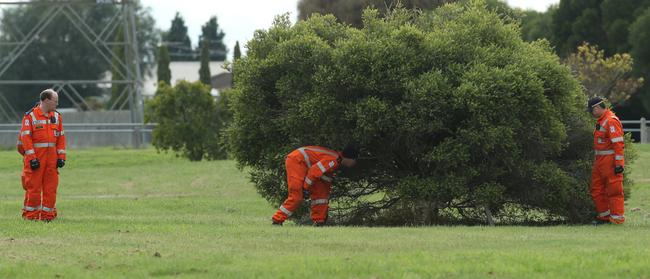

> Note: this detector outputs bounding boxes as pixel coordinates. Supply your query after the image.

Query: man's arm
[55,112,66,161]
[19,115,36,162]
[609,118,625,168]
[303,159,339,188]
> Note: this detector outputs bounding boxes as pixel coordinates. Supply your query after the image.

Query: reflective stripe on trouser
[272,157,308,223]
[590,155,624,222]
[23,154,59,221]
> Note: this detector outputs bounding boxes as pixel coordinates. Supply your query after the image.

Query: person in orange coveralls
[17,89,66,221]
[272,145,358,226]
[588,97,625,225]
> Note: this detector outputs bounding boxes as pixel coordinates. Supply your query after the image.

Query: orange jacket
[288,146,341,189]
[18,105,66,161]
[593,109,624,166]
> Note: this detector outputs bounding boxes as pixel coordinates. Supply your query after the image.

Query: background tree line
[0,1,228,115]
[299,0,650,119]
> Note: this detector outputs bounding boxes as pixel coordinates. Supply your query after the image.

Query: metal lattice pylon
[0,0,143,145]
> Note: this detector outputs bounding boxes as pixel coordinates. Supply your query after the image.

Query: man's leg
[590,160,610,221]
[41,162,59,221]
[22,159,43,220]
[272,158,307,224]
[310,182,331,225]
[605,158,625,224]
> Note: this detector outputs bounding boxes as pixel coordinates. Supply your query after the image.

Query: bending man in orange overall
[588,97,625,225]
[17,89,66,221]
[272,145,358,226]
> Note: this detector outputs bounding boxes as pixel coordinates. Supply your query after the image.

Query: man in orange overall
[272,145,358,226]
[17,89,67,221]
[588,97,625,225]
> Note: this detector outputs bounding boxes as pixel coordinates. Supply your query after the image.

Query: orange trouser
[23,148,59,221]
[272,157,331,224]
[590,154,624,223]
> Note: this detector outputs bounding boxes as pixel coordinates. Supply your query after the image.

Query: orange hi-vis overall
[591,109,625,224]
[272,146,341,224]
[17,106,66,221]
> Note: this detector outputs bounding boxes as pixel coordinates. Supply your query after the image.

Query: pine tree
[163,12,194,61]
[198,16,227,61]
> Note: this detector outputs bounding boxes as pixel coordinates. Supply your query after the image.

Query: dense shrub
[228,2,634,225]
[148,81,228,161]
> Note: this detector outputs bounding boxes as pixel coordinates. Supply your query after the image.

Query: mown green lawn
[1,146,649,278]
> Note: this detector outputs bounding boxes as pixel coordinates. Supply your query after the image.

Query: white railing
[621,118,648,143]
[0,123,156,148]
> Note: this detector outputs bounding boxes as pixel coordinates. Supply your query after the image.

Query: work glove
[57,159,65,168]
[29,159,40,170]
[595,123,601,130]
[614,165,624,174]
[303,190,310,200]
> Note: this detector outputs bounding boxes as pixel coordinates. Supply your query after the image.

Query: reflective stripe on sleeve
[317,161,327,173]
[615,155,624,161]
[298,148,311,168]
[20,130,30,136]
[57,149,66,154]
[24,149,35,155]
[311,199,328,205]
[304,177,313,186]
[611,137,624,143]
[321,175,333,182]
[279,205,293,216]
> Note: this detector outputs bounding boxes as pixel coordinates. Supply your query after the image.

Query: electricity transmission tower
[0,0,145,146]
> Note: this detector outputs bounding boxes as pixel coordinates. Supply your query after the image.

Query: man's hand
[57,159,65,168]
[29,159,40,170]
[615,165,624,174]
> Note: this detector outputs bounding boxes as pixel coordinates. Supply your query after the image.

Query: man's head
[39,89,59,113]
[587,96,607,118]
[340,144,359,168]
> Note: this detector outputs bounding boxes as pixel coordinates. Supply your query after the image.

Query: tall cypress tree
[157,45,171,85]
[199,39,212,86]
[233,41,241,61]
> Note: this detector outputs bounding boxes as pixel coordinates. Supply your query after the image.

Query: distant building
[144,61,232,97]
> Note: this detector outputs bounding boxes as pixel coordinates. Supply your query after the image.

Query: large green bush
[148,81,228,161]
[228,2,625,225]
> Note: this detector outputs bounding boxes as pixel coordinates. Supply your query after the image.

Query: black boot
[314,222,325,227]
[272,220,283,226]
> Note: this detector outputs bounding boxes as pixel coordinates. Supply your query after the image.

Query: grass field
[1,146,650,278]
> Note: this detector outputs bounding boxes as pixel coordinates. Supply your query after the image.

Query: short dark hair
[40,89,56,101]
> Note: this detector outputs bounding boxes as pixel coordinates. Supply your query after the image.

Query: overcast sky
[141,0,560,57]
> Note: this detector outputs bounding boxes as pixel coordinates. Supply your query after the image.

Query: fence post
[641,117,647,144]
